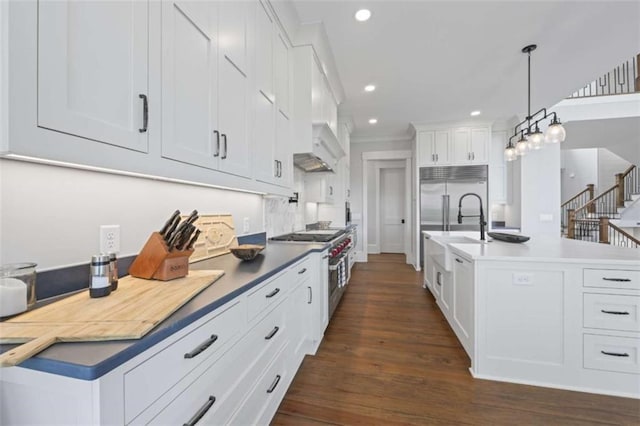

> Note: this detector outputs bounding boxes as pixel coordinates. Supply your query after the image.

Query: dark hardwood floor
[272,254,640,425]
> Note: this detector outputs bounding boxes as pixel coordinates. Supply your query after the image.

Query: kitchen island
[0,242,329,425]
[423,231,640,398]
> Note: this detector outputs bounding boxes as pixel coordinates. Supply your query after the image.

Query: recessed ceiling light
[364,84,376,92]
[355,9,371,22]
[369,118,378,124]
[470,110,481,116]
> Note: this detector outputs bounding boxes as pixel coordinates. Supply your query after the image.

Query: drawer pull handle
[265,288,280,298]
[602,277,632,282]
[265,326,280,340]
[601,309,630,315]
[601,350,630,358]
[298,268,307,274]
[138,94,148,133]
[267,374,281,393]
[455,258,463,263]
[308,286,313,304]
[184,334,218,359]
[183,395,216,426]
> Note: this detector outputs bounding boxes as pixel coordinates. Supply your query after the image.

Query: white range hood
[293,123,345,173]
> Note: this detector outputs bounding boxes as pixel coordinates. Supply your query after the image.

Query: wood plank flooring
[273,254,640,425]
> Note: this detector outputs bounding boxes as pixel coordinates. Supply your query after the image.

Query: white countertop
[423,231,640,265]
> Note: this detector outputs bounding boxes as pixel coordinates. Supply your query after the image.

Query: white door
[161,1,218,169]
[38,0,148,152]
[380,167,405,253]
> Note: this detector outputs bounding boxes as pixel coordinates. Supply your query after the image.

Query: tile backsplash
[264,168,317,236]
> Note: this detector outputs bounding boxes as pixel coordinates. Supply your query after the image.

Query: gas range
[269,229,346,243]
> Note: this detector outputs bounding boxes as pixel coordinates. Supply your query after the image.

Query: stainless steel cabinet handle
[602,277,631,282]
[322,254,329,259]
[184,334,218,359]
[436,271,442,286]
[298,268,307,275]
[472,152,475,160]
[601,350,629,357]
[432,154,435,162]
[265,287,280,298]
[436,153,439,162]
[267,374,281,393]
[213,130,220,157]
[330,186,333,195]
[600,309,630,315]
[278,160,282,177]
[183,396,216,426]
[308,286,312,304]
[455,258,463,263]
[265,326,279,340]
[274,160,278,177]
[221,134,228,159]
[138,94,148,133]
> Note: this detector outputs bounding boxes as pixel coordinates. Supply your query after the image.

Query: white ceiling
[292,1,640,141]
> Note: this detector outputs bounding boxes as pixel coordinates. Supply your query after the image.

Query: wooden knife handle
[0,330,60,367]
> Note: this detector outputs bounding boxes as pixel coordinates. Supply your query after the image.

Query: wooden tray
[187,214,238,263]
[0,269,224,367]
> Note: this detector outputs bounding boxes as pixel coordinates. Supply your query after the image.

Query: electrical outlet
[100,225,120,253]
[512,272,533,286]
[243,217,250,234]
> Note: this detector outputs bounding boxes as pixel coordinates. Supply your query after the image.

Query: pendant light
[505,44,567,160]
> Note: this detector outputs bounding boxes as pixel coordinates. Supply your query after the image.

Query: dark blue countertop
[1,243,327,381]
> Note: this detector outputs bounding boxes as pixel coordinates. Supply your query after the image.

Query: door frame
[362,150,412,263]
[376,162,406,254]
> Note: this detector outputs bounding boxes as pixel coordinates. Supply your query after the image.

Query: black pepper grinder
[90,254,111,298]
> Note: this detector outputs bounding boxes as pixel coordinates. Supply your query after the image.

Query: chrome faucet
[457,193,486,241]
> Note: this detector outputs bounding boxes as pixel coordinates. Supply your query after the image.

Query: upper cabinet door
[161,1,219,169]
[37,0,148,152]
[218,1,248,76]
[452,128,471,163]
[218,57,250,177]
[434,130,450,164]
[255,1,274,102]
[274,32,290,118]
[417,131,435,166]
[470,128,489,163]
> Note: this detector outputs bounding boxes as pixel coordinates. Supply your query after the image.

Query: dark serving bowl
[487,232,530,243]
[229,244,265,261]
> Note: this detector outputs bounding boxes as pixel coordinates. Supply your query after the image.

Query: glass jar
[0,262,37,315]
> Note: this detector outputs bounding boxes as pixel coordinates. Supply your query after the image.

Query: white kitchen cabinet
[453,127,489,164]
[160,1,219,170]
[275,110,293,187]
[255,1,274,103]
[274,31,290,118]
[0,252,329,425]
[218,0,249,76]
[305,172,335,204]
[452,254,474,356]
[253,91,277,183]
[417,130,450,166]
[436,263,452,316]
[37,0,149,153]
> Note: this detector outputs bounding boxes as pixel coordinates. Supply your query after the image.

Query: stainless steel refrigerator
[420,165,488,265]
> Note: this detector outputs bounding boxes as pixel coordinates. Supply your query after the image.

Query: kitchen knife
[185,210,199,225]
[163,214,182,241]
[176,224,195,251]
[186,229,201,250]
[159,210,180,237]
[167,228,184,251]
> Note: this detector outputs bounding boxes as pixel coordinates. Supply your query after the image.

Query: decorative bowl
[229,244,265,261]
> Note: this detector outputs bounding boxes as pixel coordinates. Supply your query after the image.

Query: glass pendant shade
[545,122,566,144]
[528,127,544,150]
[504,145,517,161]
[515,136,528,156]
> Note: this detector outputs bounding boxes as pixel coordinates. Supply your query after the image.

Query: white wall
[0,160,264,270]
[520,143,562,236]
[264,167,312,236]
[598,148,632,191]
[561,149,598,202]
[350,140,412,260]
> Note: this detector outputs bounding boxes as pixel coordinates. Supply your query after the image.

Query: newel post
[567,209,576,239]
[587,183,596,214]
[615,173,624,208]
[599,217,610,244]
[635,54,640,92]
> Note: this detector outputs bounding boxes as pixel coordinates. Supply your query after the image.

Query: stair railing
[561,184,594,230]
[567,215,640,248]
[574,184,621,221]
[569,54,639,98]
[620,164,638,203]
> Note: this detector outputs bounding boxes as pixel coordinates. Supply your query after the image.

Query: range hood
[293,123,345,172]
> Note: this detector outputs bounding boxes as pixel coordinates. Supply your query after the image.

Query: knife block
[128,232,194,281]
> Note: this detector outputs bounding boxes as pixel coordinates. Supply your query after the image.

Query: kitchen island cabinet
[0,244,330,425]
[422,231,640,398]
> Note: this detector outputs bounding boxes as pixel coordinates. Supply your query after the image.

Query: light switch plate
[539,213,553,222]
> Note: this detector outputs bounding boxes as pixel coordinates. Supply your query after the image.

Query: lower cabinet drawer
[584,334,640,375]
[124,301,243,423]
[247,270,288,321]
[584,293,640,332]
[584,269,640,290]
[228,342,291,425]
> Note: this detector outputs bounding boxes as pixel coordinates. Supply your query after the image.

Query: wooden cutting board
[187,214,238,262]
[0,269,224,367]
